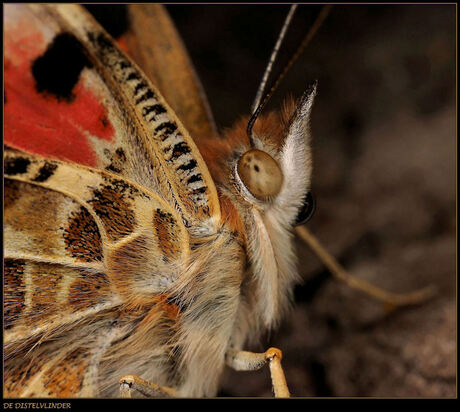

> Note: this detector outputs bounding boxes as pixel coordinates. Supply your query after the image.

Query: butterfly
[3,4,442,399]
[4,3,319,398]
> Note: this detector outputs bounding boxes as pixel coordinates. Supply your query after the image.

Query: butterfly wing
[4,4,222,396]
[121,4,218,143]
[4,148,190,396]
[4,4,221,228]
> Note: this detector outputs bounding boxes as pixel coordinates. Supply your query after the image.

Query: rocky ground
[169,4,456,398]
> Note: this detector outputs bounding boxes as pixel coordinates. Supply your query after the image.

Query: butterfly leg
[119,375,177,398]
[225,347,290,397]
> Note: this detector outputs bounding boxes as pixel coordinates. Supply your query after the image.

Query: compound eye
[237,149,283,201]
[294,192,315,226]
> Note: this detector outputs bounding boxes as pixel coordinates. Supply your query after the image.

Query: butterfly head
[222,82,317,330]
[233,81,317,227]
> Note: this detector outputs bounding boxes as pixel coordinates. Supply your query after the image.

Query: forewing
[4,3,220,228]
[122,4,218,143]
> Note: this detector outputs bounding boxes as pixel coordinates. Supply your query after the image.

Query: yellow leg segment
[225,347,290,397]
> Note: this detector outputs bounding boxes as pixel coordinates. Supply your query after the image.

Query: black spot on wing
[191,187,207,195]
[32,162,58,182]
[106,164,121,174]
[84,5,129,39]
[117,60,131,70]
[32,33,92,102]
[106,147,127,174]
[170,142,191,159]
[135,89,156,104]
[177,159,197,172]
[187,174,203,184]
[155,122,177,133]
[115,148,127,161]
[134,81,147,96]
[126,72,141,82]
[5,156,31,176]
[155,121,178,141]
[142,104,167,117]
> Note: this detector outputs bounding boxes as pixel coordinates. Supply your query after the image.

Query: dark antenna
[247,5,333,147]
[251,4,298,115]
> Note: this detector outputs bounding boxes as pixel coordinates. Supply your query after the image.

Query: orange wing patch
[88,183,137,242]
[28,267,63,325]
[42,348,89,397]
[4,261,114,334]
[67,272,111,312]
[153,209,183,261]
[4,179,22,209]
[4,350,51,397]
[63,206,103,263]
[5,180,69,261]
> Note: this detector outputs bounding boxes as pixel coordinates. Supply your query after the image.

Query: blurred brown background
[166,4,456,398]
[88,4,456,397]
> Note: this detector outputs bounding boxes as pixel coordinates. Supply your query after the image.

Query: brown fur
[198,97,298,188]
